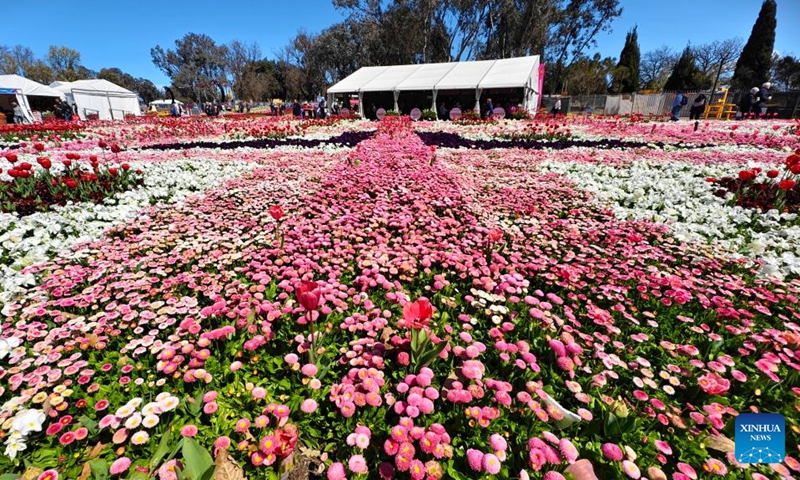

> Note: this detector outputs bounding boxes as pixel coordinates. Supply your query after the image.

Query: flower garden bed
[0,115,799,480]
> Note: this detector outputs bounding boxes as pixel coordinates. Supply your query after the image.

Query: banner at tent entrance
[0,88,21,95]
[537,64,545,111]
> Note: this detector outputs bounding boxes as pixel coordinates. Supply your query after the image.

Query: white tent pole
[393,91,400,112]
[432,90,438,119]
[474,88,482,113]
[358,92,364,118]
[107,92,114,120]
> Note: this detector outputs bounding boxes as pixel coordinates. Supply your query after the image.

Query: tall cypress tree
[730,0,777,90]
[612,27,641,93]
[664,46,704,91]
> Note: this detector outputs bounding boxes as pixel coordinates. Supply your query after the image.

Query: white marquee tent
[50,79,142,121]
[0,74,65,122]
[327,56,541,117]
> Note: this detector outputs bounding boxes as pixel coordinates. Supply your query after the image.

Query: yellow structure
[704,88,737,120]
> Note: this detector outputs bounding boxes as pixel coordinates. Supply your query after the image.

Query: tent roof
[0,74,65,98]
[149,99,184,105]
[50,79,138,97]
[327,66,390,94]
[434,59,496,90]
[360,64,422,92]
[478,56,539,89]
[327,56,540,93]
[395,62,458,90]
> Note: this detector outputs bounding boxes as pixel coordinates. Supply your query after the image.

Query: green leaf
[0,474,21,480]
[89,459,109,480]
[79,415,99,435]
[181,437,215,480]
[149,428,174,470]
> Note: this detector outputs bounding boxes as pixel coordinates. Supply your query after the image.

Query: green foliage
[181,437,215,480]
[612,27,640,93]
[664,46,705,91]
[421,109,438,121]
[731,0,777,89]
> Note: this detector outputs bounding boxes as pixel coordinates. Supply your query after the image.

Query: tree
[640,46,677,90]
[772,54,800,91]
[731,0,776,90]
[664,46,704,91]
[151,33,229,102]
[544,0,623,94]
[692,38,743,89]
[0,45,37,76]
[97,67,161,103]
[562,53,615,95]
[611,27,639,93]
[47,46,85,81]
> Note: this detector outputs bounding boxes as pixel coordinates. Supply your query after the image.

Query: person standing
[485,97,494,118]
[757,82,772,118]
[670,90,684,121]
[689,93,706,120]
[552,98,562,116]
[11,102,26,124]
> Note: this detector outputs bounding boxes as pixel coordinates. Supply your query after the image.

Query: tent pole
[358,92,364,118]
[107,92,114,120]
[432,90,438,119]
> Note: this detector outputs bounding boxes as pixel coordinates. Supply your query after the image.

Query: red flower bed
[1,151,143,216]
[0,120,86,142]
[710,150,800,213]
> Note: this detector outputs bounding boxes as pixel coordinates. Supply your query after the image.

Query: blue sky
[5,0,799,87]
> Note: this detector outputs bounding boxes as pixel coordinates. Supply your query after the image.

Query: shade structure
[50,79,142,121]
[327,67,390,94]
[327,56,541,113]
[395,62,459,91]
[0,74,66,122]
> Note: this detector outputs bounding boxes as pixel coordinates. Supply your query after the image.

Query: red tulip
[98,141,108,149]
[34,143,45,151]
[766,170,780,178]
[296,281,320,312]
[487,228,504,243]
[108,168,118,176]
[779,179,797,191]
[269,205,284,220]
[738,170,755,181]
[110,144,121,154]
[791,164,800,175]
[89,155,98,162]
[62,160,72,167]
[3,153,18,163]
[121,164,130,171]
[64,178,78,189]
[403,297,433,329]
[37,158,52,169]
[19,162,32,170]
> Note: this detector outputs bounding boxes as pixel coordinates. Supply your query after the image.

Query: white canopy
[327,56,541,112]
[50,79,142,121]
[149,99,184,106]
[0,74,65,123]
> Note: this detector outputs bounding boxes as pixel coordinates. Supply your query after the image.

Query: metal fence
[548,90,800,119]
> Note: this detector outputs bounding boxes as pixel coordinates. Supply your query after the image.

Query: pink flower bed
[1,116,799,479]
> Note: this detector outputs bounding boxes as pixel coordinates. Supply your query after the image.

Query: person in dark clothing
[292,100,302,117]
[689,93,706,120]
[739,88,758,119]
[485,98,494,118]
[757,82,772,118]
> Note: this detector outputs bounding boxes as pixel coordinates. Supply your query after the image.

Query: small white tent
[50,79,142,120]
[0,74,65,123]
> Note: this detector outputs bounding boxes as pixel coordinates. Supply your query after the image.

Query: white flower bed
[539,159,800,280]
[0,158,258,306]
